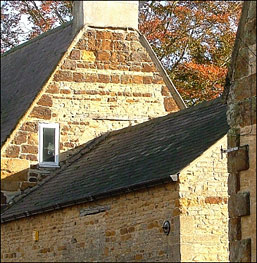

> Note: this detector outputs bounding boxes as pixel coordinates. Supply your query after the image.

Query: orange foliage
[184,62,227,81]
[1,1,72,53]
[139,1,242,106]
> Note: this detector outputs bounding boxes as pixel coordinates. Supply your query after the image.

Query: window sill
[39,163,60,168]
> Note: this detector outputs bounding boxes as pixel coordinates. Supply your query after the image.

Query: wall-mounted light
[162,221,170,235]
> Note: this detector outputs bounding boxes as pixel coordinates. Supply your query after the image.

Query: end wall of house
[1,183,180,262]
[226,1,256,261]
[1,27,180,204]
[178,136,229,262]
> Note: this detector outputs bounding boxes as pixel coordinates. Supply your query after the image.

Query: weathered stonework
[225,1,256,261]
[230,239,251,263]
[227,146,249,173]
[1,27,180,203]
[228,192,250,217]
[179,136,229,262]
[1,136,229,262]
[1,183,181,262]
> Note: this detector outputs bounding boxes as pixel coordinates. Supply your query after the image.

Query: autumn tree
[139,1,242,105]
[1,1,242,106]
[1,1,72,52]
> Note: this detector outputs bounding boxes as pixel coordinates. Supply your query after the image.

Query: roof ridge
[1,21,72,58]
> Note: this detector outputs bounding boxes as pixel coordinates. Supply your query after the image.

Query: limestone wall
[225,1,256,261]
[179,136,229,262]
[1,183,181,262]
[1,27,179,203]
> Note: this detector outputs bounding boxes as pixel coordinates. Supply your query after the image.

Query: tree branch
[31,1,50,28]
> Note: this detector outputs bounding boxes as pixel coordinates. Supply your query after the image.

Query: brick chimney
[72,1,139,35]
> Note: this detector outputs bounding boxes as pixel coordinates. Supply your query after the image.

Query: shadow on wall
[1,136,105,210]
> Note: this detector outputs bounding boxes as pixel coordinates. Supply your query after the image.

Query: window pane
[43,128,55,162]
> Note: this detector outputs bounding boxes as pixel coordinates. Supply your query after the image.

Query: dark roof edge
[138,33,187,109]
[1,21,73,58]
[1,176,175,223]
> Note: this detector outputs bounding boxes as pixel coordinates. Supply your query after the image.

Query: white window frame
[38,123,60,167]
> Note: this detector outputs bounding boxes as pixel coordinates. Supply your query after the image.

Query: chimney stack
[73,1,139,35]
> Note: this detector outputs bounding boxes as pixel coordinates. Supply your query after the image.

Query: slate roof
[1,98,228,222]
[1,22,73,146]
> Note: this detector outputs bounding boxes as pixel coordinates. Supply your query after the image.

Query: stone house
[224,1,256,262]
[5,0,256,262]
[1,1,186,205]
[1,98,230,262]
